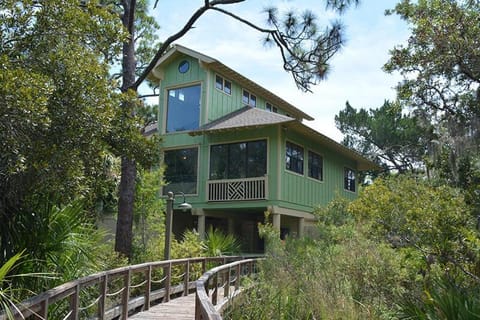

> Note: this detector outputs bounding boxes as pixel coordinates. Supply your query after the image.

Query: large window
[308,151,323,181]
[166,84,201,133]
[286,142,304,175]
[344,168,356,192]
[163,148,198,195]
[210,140,267,180]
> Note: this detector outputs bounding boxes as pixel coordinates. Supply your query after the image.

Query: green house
[149,45,377,252]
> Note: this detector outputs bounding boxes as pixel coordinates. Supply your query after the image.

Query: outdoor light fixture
[164,191,192,261]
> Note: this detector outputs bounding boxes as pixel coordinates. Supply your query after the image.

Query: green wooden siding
[158,52,362,215]
[158,55,207,134]
[279,129,357,211]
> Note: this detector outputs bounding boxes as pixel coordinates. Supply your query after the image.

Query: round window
[178,60,190,73]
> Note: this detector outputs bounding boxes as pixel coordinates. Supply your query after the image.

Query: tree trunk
[115,157,136,257]
[115,0,137,258]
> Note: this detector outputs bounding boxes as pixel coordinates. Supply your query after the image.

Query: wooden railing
[195,258,262,320]
[207,177,267,202]
[1,256,247,320]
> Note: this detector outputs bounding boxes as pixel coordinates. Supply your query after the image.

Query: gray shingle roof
[189,106,295,136]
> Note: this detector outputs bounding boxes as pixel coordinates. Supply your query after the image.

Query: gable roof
[189,106,296,136]
[150,44,314,121]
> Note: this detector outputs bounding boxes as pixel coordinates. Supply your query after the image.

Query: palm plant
[10,199,107,294]
[0,251,29,320]
[202,226,240,257]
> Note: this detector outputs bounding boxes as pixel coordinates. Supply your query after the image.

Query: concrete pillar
[272,213,281,232]
[193,209,206,240]
[298,218,305,238]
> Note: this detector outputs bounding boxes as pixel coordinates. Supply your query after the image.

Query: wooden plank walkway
[129,295,196,320]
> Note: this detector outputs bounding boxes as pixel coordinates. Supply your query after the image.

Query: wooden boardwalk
[129,294,196,320]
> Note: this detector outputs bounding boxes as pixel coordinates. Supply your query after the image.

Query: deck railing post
[235,264,241,291]
[33,299,48,320]
[145,266,152,310]
[121,269,131,320]
[184,260,190,296]
[164,262,172,302]
[98,274,107,319]
[224,267,231,298]
[69,284,80,320]
[212,273,218,306]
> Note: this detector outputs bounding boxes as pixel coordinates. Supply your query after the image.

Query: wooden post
[212,273,218,306]
[34,299,48,320]
[224,267,231,298]
[145,266,151,310]
[184,260,190,296]
[98,274,107,319]
[121,270,131,320]
[69,284,80,320]
[164,262,172,302]
[235,264,240,291]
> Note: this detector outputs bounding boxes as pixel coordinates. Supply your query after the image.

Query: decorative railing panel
[207,177,267,202]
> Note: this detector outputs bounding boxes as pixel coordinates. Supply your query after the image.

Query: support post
[298,217,305,238]
[272,213,281,232]
[197,213,206,240]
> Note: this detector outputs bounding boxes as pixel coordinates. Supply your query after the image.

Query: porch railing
[207,177,267,202]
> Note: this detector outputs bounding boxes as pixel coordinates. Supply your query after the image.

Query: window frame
[215,74,232,95]
[162,146,199,196]
[285,141,304,175]
[209,138,268,180]
[266,102,278,113]
[165,82,202,133]
[307,150,324,181]
[344,167,356,193]
[242,89,257,107]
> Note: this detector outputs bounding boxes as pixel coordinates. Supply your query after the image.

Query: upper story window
[266,102,278,113]
[210,140,267,180]
[286,142,304,175]
[308,151,323,181]
[215,75,232,95]
[242,89,256,107]
[166,84,200,133]
[344,168,356,192]
[163,147,198,195]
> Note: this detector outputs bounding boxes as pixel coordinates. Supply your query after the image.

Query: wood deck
[129,294,196,320]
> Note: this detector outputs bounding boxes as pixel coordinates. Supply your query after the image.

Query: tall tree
[383,0,480,184]
[335,100,434,173]
[0,0,125,263]
[114,0,361,257]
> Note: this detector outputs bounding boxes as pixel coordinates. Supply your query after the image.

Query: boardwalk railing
[195,258,262,320]
[1,256,248,320]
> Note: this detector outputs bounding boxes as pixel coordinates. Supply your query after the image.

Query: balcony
[207,177,267,202]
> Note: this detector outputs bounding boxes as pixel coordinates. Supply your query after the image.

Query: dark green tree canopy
[384,0,480,185]
[335,100,433,173]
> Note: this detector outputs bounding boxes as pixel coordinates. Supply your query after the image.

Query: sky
[150,0,410,142]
